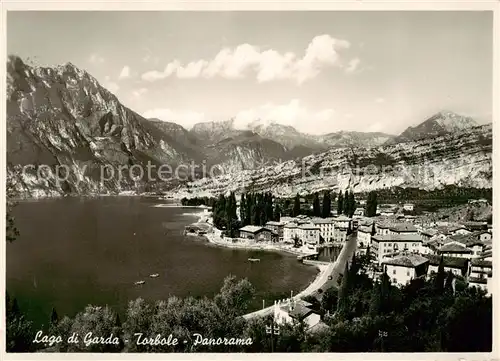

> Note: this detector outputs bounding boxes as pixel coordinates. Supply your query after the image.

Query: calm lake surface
[6,196,319,327]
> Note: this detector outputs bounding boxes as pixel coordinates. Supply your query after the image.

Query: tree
[292,194,301,217]
[240,193,247,226]
[348,191,356,217]
[435,255,446,291]
[366,191,378,217]
[321,191,331,218]
[343,190,349,215]
[6,294,35,352]
[273,203,282,222]
[214,275,255,318]
[337,191,344,216]
[312,193,321,217]
[336,261,351,320]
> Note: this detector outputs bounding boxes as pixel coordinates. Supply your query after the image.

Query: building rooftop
[280,300,315,320]
[284,222,298,229]
[388,223,418,233]
[372,234,423,242]
[358,226,372,233]
[425,255,469,269]
[448,234,485,247]
[383,254,429,268]
[239,225,266,234]
[299,223,321,230]
[439,242,473,253]
[311,218,335,224]
[421,228,439,237]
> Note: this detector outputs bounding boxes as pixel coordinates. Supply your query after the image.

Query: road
[242,233,358,320]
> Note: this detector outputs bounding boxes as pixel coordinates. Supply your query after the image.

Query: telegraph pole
[265,321,280,352]
[378,330,388,352]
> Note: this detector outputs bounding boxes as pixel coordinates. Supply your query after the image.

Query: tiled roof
[239,225,266,233]
[372,234,422,242]
[388,223,417,233]
[280,300,315,320]
[448,234,485,247]
[425,255,469,269]
[383,254,429,268]
[311,218,335,224]
[284,223,298,229]
[439,243,472,253]
[358,226,372,233]
[299,223,321,230]
[421,229,439,237]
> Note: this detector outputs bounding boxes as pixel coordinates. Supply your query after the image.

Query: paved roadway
[242,233,358,320]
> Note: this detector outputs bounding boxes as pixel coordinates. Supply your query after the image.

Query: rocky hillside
[167,124,492,199]
[386,111,478,145]
[6,56,321,197]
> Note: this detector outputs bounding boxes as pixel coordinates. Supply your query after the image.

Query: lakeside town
[183,190,493,332]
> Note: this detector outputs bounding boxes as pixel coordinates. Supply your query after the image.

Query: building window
[393,269,396,275]
[407,270,410,276]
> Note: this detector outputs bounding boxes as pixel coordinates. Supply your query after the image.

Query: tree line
[6,256,491,353]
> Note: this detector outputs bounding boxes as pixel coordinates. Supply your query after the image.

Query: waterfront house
[298,223,321,245]
[283,223,299,244]
[426,255,470,278]
[238,226,278,242]
[383,254,429,287]
[265,221,285,240]
[370,234,423,264]
[273,298,321,330]
[403,203,415,212]
[438,242,473,259]
[311,218,335,242]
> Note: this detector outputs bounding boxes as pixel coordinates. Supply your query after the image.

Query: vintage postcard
[2,1,498,359]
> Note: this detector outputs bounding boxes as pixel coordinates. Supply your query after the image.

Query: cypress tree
[292,194,301,217]
[337,191,343,216]
[313,193,321,217]
[273,203,282,221]
[240,193,246,226]
[348,191,356,217]
[337,261,350,319]
[321,191,331,218]
[435,255,446,291]
[343,190,349,215]
[50,307,59,326]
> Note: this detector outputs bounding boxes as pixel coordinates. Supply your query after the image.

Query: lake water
[6,196,319,327]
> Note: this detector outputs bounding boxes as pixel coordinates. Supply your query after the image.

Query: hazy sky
[7,11,493,135]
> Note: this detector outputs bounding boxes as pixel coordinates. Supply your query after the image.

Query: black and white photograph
[3,3,497,356]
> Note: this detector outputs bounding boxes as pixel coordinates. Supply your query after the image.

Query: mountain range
[6,55,492,198]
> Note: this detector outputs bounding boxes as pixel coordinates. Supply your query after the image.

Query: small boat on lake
[248,258,261,262]
[134,280,145,285]
[149,273,159,278]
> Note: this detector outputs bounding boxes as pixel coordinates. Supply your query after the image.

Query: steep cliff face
[7,56,188,197]
[168,124,492,199]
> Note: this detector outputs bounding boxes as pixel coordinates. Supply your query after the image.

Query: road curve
[242,234,358,320]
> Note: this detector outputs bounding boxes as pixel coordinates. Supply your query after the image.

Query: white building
[332,215,352,242]
[403,203,415,212]
[357,225,373,248]
[311,218,335,242]
[383,254,429,287]
[283,222,299,244]
[298,223,321,245]
[371,234,423,264]
[470,259,492,279]
[273,298,321,330]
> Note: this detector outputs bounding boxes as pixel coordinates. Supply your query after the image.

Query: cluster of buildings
[362,217,493,295]
[237,214,354,250]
